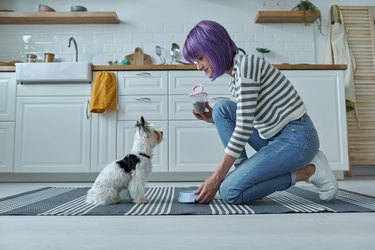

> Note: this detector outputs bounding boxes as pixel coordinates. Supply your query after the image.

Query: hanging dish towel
[90,71,117,113]
[322,5,357,112]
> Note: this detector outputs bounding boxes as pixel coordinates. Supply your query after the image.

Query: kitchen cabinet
[14,75,119,173]
[14,96,91,172]
[14,84,92,172]
[0,72,16,172]
[6,66,348,179]
[283,70,348,171]
[116,71,169,172]
[0,12,119,25]
[90,72,118,172]
[168,71,232,172]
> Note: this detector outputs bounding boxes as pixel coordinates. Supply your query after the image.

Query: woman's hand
[193,102,213,123]
[195,154,236,204]
[195,173,221,204]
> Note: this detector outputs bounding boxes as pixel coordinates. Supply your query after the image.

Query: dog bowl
[70,5,87,12]
[177,190,198,203]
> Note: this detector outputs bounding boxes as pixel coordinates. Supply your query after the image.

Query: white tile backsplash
[1,0,374,65]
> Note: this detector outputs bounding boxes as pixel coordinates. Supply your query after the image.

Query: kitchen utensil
[125,47,151,65]
[175,60,190,65]
[155,45,166,64]
[170,43,180,64]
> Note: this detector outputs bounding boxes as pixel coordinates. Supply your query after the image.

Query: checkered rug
[1,186,374,216]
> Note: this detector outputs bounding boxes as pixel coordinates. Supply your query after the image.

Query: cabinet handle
[136,72,151,77]
[86,99,91,119]
[136,97,151,102]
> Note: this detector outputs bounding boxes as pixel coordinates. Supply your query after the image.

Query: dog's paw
[133,198,149,204]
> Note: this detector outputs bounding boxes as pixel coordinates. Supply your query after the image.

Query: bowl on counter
[70,5,87,12]
[38,4,56,12]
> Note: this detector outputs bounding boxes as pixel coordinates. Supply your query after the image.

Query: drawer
[169,94,232,120]
[169,71,230,95]
[117,95,168,121]
[118,71,168,95]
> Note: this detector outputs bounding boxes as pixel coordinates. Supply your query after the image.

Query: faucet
[68,37,78,62]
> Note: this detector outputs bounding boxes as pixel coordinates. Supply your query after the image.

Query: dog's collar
[138,152,151,160]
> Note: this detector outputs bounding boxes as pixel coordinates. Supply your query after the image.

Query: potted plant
[292,0,322,35]
[256,48,271,59]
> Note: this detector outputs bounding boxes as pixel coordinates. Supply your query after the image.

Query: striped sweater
[225,54,307,158]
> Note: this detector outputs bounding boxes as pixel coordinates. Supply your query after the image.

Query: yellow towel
[90,71,117,113]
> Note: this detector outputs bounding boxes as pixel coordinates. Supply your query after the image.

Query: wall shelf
[255,10,321,23]
[0,11,120,24]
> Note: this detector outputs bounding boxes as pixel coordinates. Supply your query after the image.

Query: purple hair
[183,20,238,80]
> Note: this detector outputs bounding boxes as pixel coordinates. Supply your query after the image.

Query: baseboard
[350,165,375,176]
[0,172,212,183]
[0,171,350,182]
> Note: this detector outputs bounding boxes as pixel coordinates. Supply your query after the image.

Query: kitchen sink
[15,62,92,83]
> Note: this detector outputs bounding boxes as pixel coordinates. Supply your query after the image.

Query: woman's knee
[219,182,242,205]
[212,99,236,123]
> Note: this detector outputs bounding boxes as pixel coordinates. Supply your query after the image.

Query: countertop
[0,64,347,72]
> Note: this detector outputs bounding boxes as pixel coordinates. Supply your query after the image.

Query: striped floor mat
[1,186,374,216]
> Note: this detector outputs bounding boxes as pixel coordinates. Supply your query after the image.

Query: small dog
[86,116,163,205]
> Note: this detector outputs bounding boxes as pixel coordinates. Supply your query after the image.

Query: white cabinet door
[14,97,91,172]
[117,121,168,172]
[91,111,117,172]
[0,73,16,172]
[0,122,14,172]
[0,72,16,121]
[117,95,168,121]
[169,121,224,172]
[117,71,168,95]
[169,71,229,95]
[283,70,349,171]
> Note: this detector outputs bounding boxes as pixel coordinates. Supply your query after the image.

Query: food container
[26,54,37,63]
[189,84,207,113]
[44,53,55,63]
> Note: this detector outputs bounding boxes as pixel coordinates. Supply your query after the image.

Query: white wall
[0,0,374,64]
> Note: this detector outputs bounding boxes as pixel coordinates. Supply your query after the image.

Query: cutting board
[125,47,151,65]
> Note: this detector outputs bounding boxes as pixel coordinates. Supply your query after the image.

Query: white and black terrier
[86,116,163,205]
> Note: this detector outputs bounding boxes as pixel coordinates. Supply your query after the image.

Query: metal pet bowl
[177,190,198,203]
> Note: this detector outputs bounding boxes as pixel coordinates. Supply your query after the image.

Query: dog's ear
[136,116,146,128]
[135,116,151,135]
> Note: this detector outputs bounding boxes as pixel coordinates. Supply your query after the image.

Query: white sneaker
[308,150,338,201]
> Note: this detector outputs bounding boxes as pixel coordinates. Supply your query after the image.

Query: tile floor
[0,176,374,250]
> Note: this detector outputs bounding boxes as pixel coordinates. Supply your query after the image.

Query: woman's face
[195,55,214,78]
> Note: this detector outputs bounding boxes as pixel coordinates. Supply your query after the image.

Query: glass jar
[26,54,37,63]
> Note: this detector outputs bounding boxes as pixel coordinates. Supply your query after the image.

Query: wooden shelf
[0,11,120,24]
[255,10,321,23]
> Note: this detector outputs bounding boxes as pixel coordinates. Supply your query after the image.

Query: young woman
[183,20,338,205]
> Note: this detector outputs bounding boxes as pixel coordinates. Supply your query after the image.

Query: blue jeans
[212,99,319,204]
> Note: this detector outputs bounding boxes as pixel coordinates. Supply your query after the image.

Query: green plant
[292,0,322,35]
[256,48,271,58]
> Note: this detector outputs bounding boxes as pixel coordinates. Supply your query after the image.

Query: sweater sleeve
[224,76,260,158]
